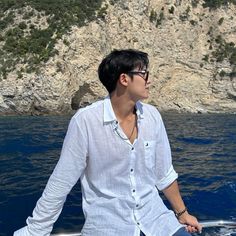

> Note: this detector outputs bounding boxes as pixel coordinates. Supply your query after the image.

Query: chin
[133,91,149,101]
[140,94,149,100]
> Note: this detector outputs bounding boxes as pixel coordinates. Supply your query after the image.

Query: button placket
[129,145,137,198]
[130,147,134,173]
[133,208,141,227]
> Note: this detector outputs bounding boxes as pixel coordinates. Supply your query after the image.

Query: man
[14,49,202,236]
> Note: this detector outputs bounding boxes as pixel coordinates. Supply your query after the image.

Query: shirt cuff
[156,165,178,191]
[13,226,30,236]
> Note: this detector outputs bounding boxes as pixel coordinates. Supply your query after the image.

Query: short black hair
[98,49,149,93]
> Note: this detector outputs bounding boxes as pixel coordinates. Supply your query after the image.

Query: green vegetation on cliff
[148,1,236,78]
[1,0,236,81]
[204,26,236,76]
[203,0,236,9]
[191,0,236,9]
[0,0,104,79]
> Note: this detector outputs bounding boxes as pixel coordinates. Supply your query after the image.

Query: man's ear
[118,73,129,87]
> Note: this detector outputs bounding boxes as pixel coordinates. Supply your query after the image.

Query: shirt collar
[103,95,144,123]
[135,100,144,119]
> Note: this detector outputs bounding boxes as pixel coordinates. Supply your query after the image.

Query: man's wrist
[174,207,188,219]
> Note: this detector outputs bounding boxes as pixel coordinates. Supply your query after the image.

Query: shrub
[63,39,70,47]
[207,26,213,35]
[219,70,227,77]
[218,17,224,25]
[109,0,117,5]
[17,70,23,79]
[149,9,165,27]
[0,13,14,30]
[179,6,191,21]
[229,71,236,78]
[229,50,236,65]
[150,9,157,23]
[190,20,197,25]
[156,11,164,27]
[19,22,27,30]
[215,35,223,44]
[169,6,175,14]
[212,38,236,65]
[202,0,236,10]
[23,11,34,20]
[191,0,200,7]
[202,55,209,62]
[97,4,108,20]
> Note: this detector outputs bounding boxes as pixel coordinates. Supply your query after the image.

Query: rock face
[0,0,236,115]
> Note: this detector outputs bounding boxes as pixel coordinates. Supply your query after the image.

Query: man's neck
[110,93,136,121]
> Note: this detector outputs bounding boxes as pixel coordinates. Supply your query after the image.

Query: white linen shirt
[14,96,182,236]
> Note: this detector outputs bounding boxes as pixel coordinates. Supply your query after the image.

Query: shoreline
[0,108,235,116]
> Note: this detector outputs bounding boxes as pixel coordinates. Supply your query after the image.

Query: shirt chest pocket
[144,140,156,169]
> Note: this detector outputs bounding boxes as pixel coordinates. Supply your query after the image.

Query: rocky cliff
[0,0,236,115]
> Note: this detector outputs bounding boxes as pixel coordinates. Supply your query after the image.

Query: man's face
[126,67,150,101]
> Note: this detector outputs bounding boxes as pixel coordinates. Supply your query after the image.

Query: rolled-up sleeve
[155,115,178,191]
[14,115,88,236]
[156,165,178,191]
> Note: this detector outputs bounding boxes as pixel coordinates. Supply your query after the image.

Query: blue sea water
[0,113,236,236]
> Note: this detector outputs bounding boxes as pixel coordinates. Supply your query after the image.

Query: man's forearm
[162,180,186,214]
[162,180,202,233]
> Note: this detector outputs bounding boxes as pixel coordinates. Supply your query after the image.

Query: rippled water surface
[0,113,236,236]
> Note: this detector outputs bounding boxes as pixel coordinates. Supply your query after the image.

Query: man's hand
[162,181,202,233]
[178,211,202,233]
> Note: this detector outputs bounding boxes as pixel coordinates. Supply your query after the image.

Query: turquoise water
[0,113,236,235]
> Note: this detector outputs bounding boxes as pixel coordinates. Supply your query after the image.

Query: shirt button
[131,147,134,150]
[130,169,134,172]
[136,204,139,207]
[133,189,136,192]
[137,222,140,225]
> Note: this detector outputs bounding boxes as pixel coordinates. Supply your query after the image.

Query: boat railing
[51,220,236,236]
